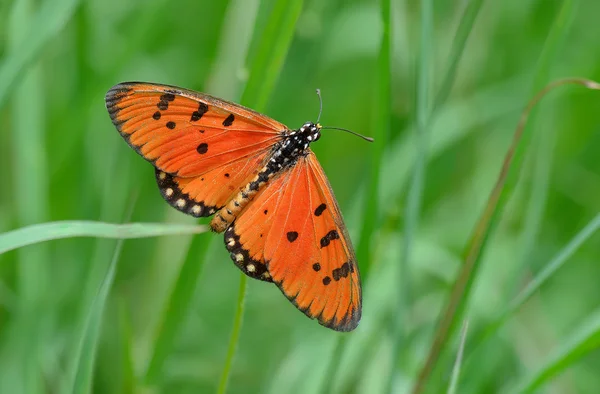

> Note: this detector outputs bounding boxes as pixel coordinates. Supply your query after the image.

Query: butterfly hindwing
[154,148,270,217]
[228,152,362,331]
[223,168,292,282]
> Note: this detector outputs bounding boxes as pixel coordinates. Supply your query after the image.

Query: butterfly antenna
[316,88,324,124]
[315,89,373,142]
[321,126,375,142]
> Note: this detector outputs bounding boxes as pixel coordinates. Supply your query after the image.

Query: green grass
[2,0,600,393]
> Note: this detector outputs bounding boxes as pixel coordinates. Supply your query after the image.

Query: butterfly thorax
[210,122,321,233]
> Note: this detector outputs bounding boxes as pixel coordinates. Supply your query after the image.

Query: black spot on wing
[332,262,351,282]
[320,229,340,248]
[157,100,168,110]
[223,113,235,127]
[314,203,327,216]
[191,102,209,121]
[197,143,208,154]
[160,93,175,102]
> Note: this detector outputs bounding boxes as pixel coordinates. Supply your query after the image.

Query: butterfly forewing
[106,82,285,177]
[106,82,285,215]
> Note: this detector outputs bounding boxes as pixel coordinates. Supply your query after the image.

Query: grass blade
[508,214,600,319]
[470,212,600,356]
[396,0,433,391]
[411,77,600,394]
[240,0,304,110]
[447,320,469,394]
[218,1,304,391]
[322,2,391,392]
[7,0,51,391]
[505,0,576,303]
[118,298,135,394]
[0,221,208,255]
[143,235,212,383]
[356,0,391,279]
[67,238,123,394]
[513,308,600,393]
[433,0,485,111]
[143,0,304,388]
[143,0,262,382]
[217,274,248,394]
[0,0,80,108]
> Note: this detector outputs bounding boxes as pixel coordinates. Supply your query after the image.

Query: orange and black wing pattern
[226,152,362,331]
[106,82,364,331]
[105,82,286,216]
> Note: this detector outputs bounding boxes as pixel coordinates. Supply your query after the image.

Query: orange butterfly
[105,82,369,331]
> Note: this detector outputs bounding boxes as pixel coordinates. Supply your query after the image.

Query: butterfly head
[299,121,322,143]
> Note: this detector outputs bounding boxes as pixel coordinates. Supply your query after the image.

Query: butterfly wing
[106,82,286,216]
[153,149,268,218]
[226,152,361,331]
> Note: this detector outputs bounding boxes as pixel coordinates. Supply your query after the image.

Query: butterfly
[105,82,370,331]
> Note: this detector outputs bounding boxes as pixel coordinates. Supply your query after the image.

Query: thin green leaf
[0,221,208,255]
[8,0,51,391]
[67,238,124,394]
[506,0,576,304]
[412,1,580,389]
[0,0,80,108]
[400,0,433,391]
[144,236,212,383]
[472,212,600,354]
[143,0,262,382]
[218,1,304,391]
[321,2,391,392]
[513,308,600,393]
[357,0,391,279]
[217,275,247,394]
[412,76,600,394]
[118,299,135,394]
[240,0,303,111]
[433,0,485,111]
[143,0,304,388]
[447,320,469,394]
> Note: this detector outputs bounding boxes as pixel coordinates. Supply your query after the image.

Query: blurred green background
[2,0,600,393]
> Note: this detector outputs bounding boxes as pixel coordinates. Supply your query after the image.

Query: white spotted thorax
[210,122,322,233]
